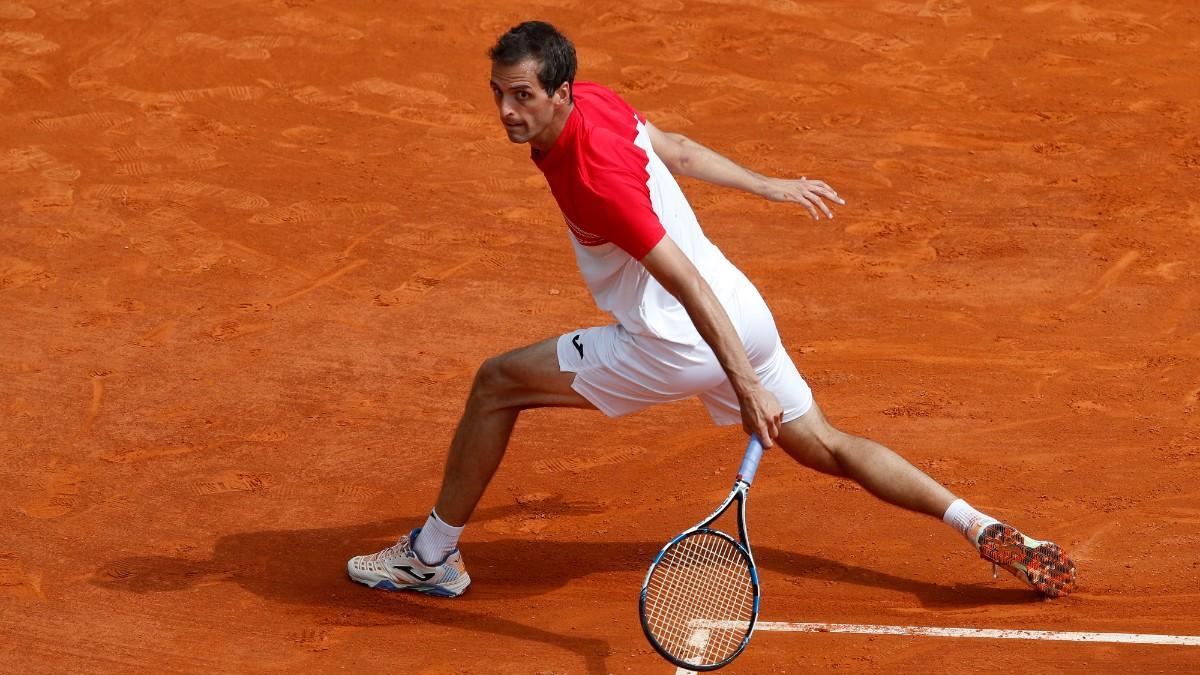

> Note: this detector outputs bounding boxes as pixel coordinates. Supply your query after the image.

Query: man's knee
[811,419,847,455]
[780,405,848,470]
[467,338,589,412]
[470,354,520,407]
[785,405,833,445]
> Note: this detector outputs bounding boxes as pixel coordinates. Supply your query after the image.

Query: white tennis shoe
[347,528,471,598]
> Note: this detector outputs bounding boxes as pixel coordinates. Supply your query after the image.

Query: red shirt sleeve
[573,173,665,260]
[568,128,665,260]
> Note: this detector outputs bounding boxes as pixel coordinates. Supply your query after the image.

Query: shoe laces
[370,533,414,564]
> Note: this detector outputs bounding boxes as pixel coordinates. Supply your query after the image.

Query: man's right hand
[737,382,783,448]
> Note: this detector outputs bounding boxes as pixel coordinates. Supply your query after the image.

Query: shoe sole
[977,523,1077,598]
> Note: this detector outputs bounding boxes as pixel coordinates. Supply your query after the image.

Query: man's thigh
[485,336,597,410]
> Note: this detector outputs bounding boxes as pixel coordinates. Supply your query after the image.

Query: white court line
[673,621,1200,674]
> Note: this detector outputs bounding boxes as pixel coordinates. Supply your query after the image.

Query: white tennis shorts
[556,287,813,425]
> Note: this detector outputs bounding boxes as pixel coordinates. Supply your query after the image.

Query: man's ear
[555,81,571,105]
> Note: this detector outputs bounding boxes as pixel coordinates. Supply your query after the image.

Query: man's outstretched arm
[646,122,845,220]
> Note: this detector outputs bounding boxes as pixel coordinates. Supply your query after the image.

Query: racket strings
[643,531,755,666]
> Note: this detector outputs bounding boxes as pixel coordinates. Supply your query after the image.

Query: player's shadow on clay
[93,504,1034,673]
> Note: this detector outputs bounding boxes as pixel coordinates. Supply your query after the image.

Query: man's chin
[504,127,530,144]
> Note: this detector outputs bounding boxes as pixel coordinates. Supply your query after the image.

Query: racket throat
[735,492,753,559]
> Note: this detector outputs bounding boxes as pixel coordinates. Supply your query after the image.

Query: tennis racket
[639,435,765,670]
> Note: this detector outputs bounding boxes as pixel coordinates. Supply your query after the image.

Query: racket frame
[639,437,764,671]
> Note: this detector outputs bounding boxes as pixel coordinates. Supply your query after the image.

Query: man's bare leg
[775,402,1077,597]
[775,402,955,518]
[433,336,595,526]
[347,336,595,596]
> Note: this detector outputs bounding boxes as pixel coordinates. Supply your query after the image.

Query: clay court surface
[3,0,1200,671]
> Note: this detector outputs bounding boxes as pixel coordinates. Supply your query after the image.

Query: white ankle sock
[942,498,998,543]
[414,509,464,566]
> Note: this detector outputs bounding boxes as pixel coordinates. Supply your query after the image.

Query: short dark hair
[489,21,577,100]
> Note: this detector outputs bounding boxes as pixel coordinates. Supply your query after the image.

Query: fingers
[757,428,774,448]
[757,420,775,448]
[802,179,842,215]
[815,182,845,205]
[758,413,782,447]
[811,193,833,219]
[794,196,819,220]
[742,386,784,450]
[777,178,844,219]
[791,192,829,220]
[744,411,783,448]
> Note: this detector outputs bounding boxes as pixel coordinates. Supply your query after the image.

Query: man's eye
[516,91,530,100]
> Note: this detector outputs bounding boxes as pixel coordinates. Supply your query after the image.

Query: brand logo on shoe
[572,334,584,359]
[394,565,436,582]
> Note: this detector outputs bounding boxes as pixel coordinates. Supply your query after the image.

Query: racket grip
[736,435,765,485]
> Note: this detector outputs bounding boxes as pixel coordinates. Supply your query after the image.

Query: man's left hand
[758,177,844,220]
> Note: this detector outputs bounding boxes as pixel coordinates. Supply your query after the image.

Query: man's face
[489,58,567,145]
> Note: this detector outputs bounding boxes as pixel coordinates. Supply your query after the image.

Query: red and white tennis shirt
[532,81,749,345]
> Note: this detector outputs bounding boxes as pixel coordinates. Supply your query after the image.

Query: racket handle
[736,435,765,486]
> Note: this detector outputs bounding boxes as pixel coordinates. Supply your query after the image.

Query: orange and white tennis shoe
[971,521,1076,598]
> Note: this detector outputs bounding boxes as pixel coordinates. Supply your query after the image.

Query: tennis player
[348,21,1076,599]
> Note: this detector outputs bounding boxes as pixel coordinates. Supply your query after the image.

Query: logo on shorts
[572,334,584,359]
